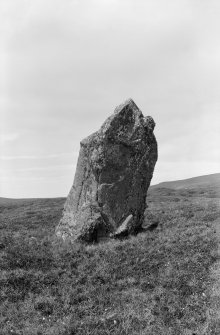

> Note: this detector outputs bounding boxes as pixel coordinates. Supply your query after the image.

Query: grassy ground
[0,187,220,334]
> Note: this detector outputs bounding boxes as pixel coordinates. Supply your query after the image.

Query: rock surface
[56,99,158,242]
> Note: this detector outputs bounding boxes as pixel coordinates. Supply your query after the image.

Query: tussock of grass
[0,189,219,334]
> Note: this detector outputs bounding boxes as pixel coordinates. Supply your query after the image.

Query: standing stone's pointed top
[56,99,158,242]
[114,98,140,114]
[100,98,144,139]
[118,98,137,108]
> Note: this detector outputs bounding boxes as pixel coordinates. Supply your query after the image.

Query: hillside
[0,176,220,334]
[151,173,220,190]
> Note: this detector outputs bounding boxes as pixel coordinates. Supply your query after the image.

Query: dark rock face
[56,99,158,242]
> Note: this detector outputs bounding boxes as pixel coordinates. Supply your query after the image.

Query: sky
[0,0,220,198]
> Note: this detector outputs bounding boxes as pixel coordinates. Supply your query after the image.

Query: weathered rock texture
[56,99,157,242]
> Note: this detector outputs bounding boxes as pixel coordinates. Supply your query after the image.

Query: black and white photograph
[1,0,220,334]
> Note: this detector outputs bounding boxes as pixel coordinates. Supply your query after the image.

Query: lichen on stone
[56,98,158,242]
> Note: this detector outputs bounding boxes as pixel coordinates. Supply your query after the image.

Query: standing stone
[56,99,158,242]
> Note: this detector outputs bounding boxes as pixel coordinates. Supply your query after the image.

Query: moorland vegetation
[0,181,220,334]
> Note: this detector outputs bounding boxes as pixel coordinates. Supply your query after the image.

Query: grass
[0,187,220,334]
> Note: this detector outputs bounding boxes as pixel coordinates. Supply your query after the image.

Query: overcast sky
[0,0,220,198]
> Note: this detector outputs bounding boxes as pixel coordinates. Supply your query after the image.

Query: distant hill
[151,173,220,190]
[1,174,220,204]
